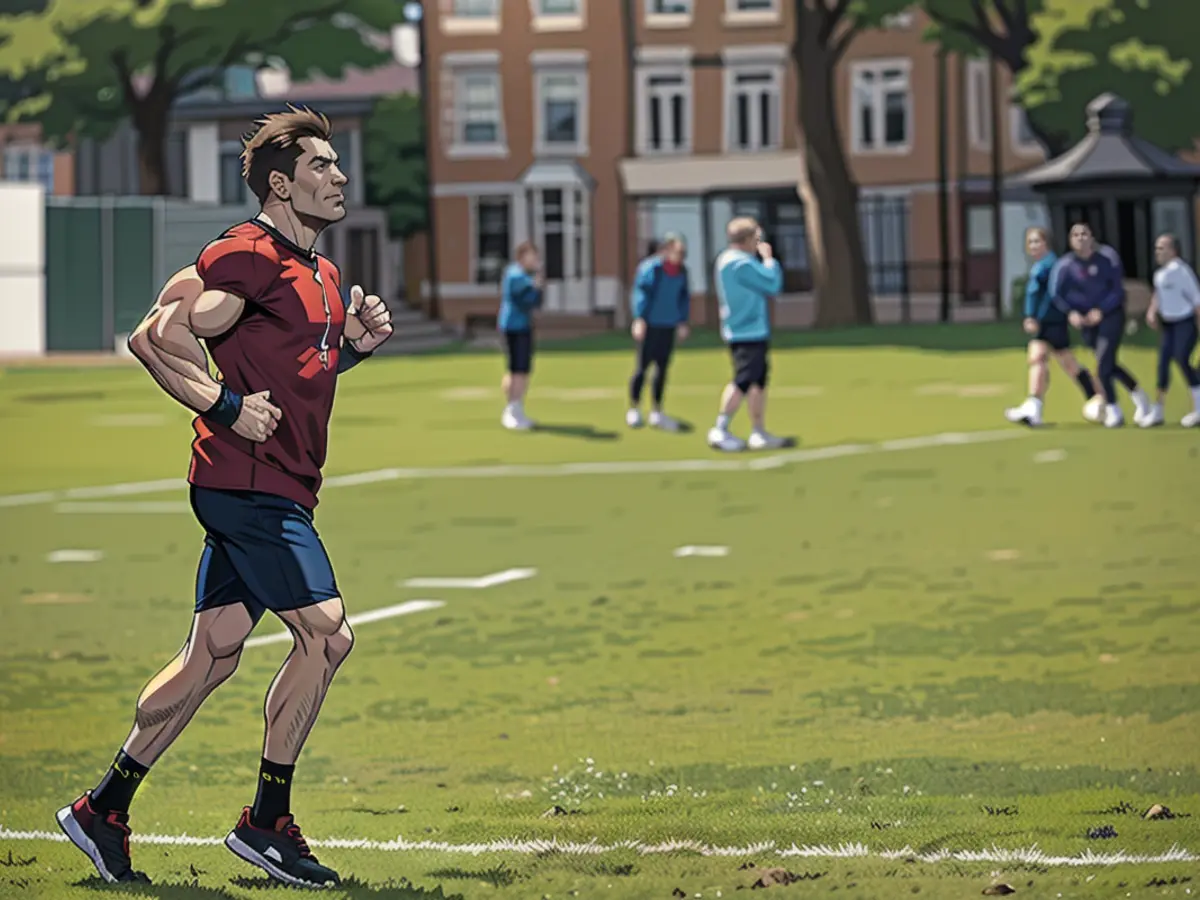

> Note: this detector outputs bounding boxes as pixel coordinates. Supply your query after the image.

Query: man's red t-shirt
[188,220,346,510]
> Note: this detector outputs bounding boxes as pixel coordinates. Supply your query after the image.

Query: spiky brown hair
[240,105,333,204]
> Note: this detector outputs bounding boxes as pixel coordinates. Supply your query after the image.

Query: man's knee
[1027,341,1049,366]
[284,597,352,661]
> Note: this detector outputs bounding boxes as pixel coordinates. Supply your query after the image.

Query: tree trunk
[793,42,872,328]
[132,98,170,196]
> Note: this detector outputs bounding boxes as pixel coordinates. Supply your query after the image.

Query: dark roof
[171,96,375,123]
[1015,93,1200,187]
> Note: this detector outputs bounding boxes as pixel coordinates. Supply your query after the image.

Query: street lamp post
[402,1,439,322]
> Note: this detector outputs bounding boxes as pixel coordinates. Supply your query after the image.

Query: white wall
[1001,201,1050,314]
[0,183,45,355]
[186,123,220,203]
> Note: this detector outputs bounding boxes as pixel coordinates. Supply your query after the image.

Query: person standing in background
[1005,226,1101,427]
[626,233,691,432]
[499,242,543,431]
[1143,233,1200,427]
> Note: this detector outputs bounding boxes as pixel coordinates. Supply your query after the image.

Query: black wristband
[338,342,373,373]
[205,384,243,428]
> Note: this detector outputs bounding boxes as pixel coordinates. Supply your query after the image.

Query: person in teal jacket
[1004,226,1100,427]
[707,217,793,453]
[499,241,543,431]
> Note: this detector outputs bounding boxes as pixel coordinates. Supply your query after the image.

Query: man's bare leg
[261,597,354,766]
[58,604,254,884]
[746,385,767,434]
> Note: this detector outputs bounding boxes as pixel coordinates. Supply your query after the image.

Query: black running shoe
[225,806,340,888]
[56,793,150,884]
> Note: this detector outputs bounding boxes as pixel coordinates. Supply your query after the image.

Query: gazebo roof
[1015,94,1200,188]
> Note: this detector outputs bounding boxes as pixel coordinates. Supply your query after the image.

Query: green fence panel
[45,205,105,352]
[112,206,156,337]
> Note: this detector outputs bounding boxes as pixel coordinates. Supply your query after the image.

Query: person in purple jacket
[1048,222,1152,428]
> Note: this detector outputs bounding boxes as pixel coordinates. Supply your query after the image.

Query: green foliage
[920,0,1046,61]
[1016,0,1199,152]
[362,92,426,240]
[0,0,398,146]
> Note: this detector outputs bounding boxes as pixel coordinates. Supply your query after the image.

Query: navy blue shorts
[505,330,534,374]
[1034,320,1071,351]
[190,486,339,624]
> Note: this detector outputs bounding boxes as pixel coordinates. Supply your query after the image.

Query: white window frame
[967,204,997,254]
[723,0,780,27]
[442,0,501,35]
[723,64,783,153]
[645,0,693,27]
[2,143,55,195]
[530,0,586,31]
[850,58,913,156]
[534,67,589,157]
[637,65,692,155]
[1010,105,1042,156]
[447,65,507,159]
[967,58,992,150]
[471,194,514,285]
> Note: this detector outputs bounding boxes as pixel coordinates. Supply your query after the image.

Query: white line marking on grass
[244,600,445,648]
[46,549,104,563]
[401,568,537,590]
[0,828,1192,867]
[674,545,730,558]
[0,429,1029,509]
[915,382,1007,398]
[55,501,191,514]
[1034,449,1068,464]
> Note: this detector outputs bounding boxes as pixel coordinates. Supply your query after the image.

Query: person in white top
[1144,233,1200,428]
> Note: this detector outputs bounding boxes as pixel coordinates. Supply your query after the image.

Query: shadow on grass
[427,865,519,887]
[532,423,620,441]
[75,876,237,898]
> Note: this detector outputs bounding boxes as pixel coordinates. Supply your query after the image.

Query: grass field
[1,323,1198,899]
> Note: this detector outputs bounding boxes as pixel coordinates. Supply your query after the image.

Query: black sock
[91,750,150,814]
[251,758,295,828]
[1076,369,1097,398]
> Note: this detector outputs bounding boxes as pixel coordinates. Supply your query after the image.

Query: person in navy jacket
[626,233,691,431]
[1049,222,1151,428]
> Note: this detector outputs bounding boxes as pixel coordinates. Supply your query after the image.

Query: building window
[851,60,911,154]
[536,0,580,13]
[730,0,775,11]
[647,0,691,14]
[1010,105,1040,154]
[223,66,258,100]
[474,195,511,284]
[967,59,991,150]
[453,0,497,15]
[537,70,587,154]
[218,142,245,205]
[967,204,996,253]
[2,143,54,194]
[641,70,689,153]
[724,0,779,22]
[454,69,504,150]
[727,68,781,152]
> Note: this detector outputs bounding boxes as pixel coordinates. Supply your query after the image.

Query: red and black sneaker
[55,793,150,884]
[224,806,340,888]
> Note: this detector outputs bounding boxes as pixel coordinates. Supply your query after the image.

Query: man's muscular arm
[128,266,281,442]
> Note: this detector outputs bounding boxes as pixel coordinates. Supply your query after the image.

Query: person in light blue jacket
[626,233,691,431]
[707,217,793,453]
[498,241,543,431]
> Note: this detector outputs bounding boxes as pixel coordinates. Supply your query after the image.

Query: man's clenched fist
[345,284,394,353]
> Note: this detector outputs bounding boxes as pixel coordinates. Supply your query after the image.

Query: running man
[1005,226,1101,426]
[1143,233,1200,427]
[1049,222,1152,428]
[627,232,691,431]
[499,241,544,431]
[707,217,792,452]
[56,107,393,888]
